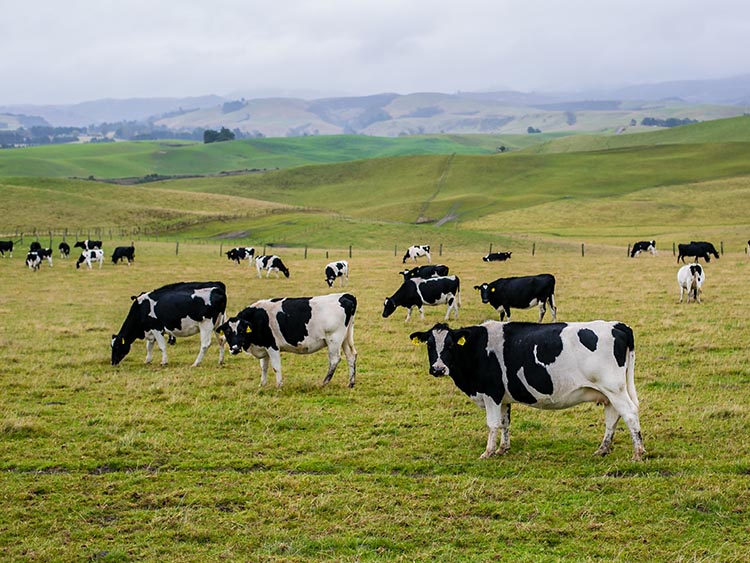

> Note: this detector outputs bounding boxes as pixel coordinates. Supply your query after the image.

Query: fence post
[581,243,585,257]
[532,242,535,256]
[627,244,631,257]
[326,250,329,259]
[219,243,223,256]
[439,243,442,257]
[489,243,493,254]
[720,241,724,255]
[304,245,308,259]
[175,242,179,256]
[48,230,52,247]
[263,245,266,255]
[349,245,352,258]
[394,244,397,257]
[672,242,676,256]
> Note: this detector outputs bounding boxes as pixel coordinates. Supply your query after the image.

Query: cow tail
[626,347,638,408]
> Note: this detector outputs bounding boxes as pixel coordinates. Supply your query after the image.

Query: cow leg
[322,340,342,386]
[404,307,413,322]
[259,356,270,386]
[538,301,546,322]
[498,403,511,454]
[601,394,645,461]
[191,323,213,367]
[549,296,557,321]
[268,349,283,387]
[480,399,503,459]
[342,331,357,388]
[144,334,156,364]
[152,332,169,365]
[418,306,425,320]
[595,404,621,457]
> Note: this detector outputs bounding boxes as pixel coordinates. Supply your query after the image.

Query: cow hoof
[480,451,495,459]
[593,447,610,457]
[495,446,510,455]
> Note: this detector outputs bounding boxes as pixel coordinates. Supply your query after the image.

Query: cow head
[474,283,492,303]
[410,323,470,377]
[111,334,132,365]
[382,297,397,318]
[216,317,252,355]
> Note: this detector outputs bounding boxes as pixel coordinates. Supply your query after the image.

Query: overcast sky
[2,0,749,105]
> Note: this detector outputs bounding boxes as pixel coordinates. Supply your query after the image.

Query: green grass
[1,242,749,561]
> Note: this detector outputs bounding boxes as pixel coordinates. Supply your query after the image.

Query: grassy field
[1,240,749,562]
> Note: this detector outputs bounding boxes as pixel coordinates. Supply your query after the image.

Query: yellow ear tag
[121,337,125,345]
[412,337,422,345]
[457,336,466,346]
[245,326,252,333]
[491,287,495,292]
[217,330,223,336]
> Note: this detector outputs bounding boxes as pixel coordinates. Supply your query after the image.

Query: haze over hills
[1,75,749,138]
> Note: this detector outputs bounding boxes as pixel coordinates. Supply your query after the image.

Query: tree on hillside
[203,127,236,144]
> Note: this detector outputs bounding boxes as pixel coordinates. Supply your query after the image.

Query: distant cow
[402,245,431,264]
[410,320,645,461]
[0,240,13,257]
[59,242,70,258]
[325,260,349,287]
[112,246,135,265]
[400,264,449,280]
[29,241,42,252]
[217,292,357,387]
[74,239,102,250]
[677,263,705,303]
[255,255,290,278]
[483,251,512,262]
[76,248,104,269]
[630,241,656,257]
[226,247,255,265]
[37,247,53,267]
[25,251,41,271]
[677,241,719,263]
[383,275,460,322]
[111,281,227,367]
[474,274,557,322]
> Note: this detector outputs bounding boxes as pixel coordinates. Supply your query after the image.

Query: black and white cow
[483,251,512,262]
[677,263,705,303]
[410,321,645,461]
[325,260,349,287]
[36,247,53,267]
[25,251,41,271]
[217,292,357,387]
[74,239,102,250]
[400,264,449,281]
[255,255,290,278]
[383,276,460,322]
[0,240,13,257]
[112,246,135,265]
[226,247,255,265]
[111,281,227,367]
[59,242,70,258]
[76,248,104,269]
[474,274,557,322]
[29,241,42,252]
[630,240,656,257]
[402,245,431,264]
[677,241,719,263]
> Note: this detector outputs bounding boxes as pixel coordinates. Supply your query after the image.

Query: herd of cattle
[0,239,135,270]
[2,237,734,461]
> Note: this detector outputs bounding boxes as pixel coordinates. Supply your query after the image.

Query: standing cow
[59,242,70,259]
[76,249,104,269]
[325,260,349,287]
[255,255,290,278]
[630,241,656,257]
[217,292,357,387]
[474,274,557,322]
[74,239,103,250]
[402,245,431,264]
[677,241,719,263]
[410,321,645,461]
[383,276,460,322]
[111,281,227,367]
[112,246,136,265]
[25,251,41,271]
[400,264,449,280]
[0,240,13,257]
[677,263,705,303]
[226,247,255,265]
[483,251,512,262]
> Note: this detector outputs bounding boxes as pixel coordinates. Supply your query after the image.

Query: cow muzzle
[429,365,448,377]
[230,345,242,355]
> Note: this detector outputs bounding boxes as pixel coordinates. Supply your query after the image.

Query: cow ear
[473,285,480,291]
[245,325,252,334]
[452,329,471,347]
[130,295,137,301]
[409,331,428,345]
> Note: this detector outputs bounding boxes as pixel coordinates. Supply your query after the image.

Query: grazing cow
[325,260,349,287]
[111,281,227,367]
[255,255,290,278]
[474,274,557,322]
[29,241,42,252]
[400,264,449,280]
[25,251,41,271]
[217,292,357,387]
[630,240,656,257]
[0,240,13,257]
[402,245,431,264]
[483,251,512,262]
[226,247,255,265]
[383,275,460,322]
[36,247,53,267]
[410,321,645,461]
[677,263,705,303]
[112,245,136,265]
[74,239,102,250]
[76,248,104,269]
[677,241,719,263]
[59,242,70,259]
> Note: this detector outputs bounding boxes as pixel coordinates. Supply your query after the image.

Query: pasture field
[1,241,749,562]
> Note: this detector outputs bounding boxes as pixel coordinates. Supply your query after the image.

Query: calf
[483,251,512,262]
[400,264,449,280]
[0,240,13,257]
[74,239,102,250]
[677,263,705,303]
[76,248,104,269]
[474,274,557,322]
[255,255,290,278]
[677,241,719,263]
[226,246,255,265]
[217,292,357,387]
[325,260,349,287]
[630,240,656,257]
[112,245,135,265]
[383,275,460,322]
[59,242,70,258]
[111,281,227,367]
[26,251,41,271]
[410,321,645,461]
[402,245,431,264]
